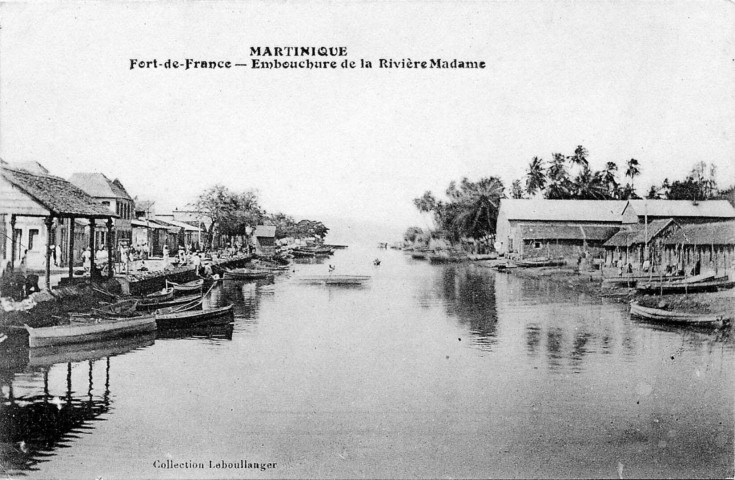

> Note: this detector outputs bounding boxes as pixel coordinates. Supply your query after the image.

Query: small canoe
[155,304,234,329]
[515,258,566,268]
[630,302,732,328]
[411,251,428,260]
[427,252,469,263]
[297,275,371,285]
[146,287,175,299]
[166,278,204,293]
[636,279,735,295]
[25,315,156,348]
[136,293,202,311]
[223,269,272,280]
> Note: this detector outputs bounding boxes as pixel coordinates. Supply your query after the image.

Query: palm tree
[602,161,619,198]
[545,153,571,199]
[452,177,505,239]
[510,179,525,199]
[571,166,608,199]
[525,156,546,196]
[625,158,641,192]
[568,145,589,169]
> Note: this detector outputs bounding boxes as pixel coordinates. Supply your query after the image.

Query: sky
[1,1,733,240]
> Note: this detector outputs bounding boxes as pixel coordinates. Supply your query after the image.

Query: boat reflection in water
[0,333,154,475]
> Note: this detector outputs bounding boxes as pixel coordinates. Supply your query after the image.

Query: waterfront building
[152,215,202,252]
[602,218,679,268]
[0,164,117,287]
[253,225,277,255]
[624,199,735,224]
[495,199,635,259]
[496,199,735,261]
[662,220,735,277]
[68,173,135,251]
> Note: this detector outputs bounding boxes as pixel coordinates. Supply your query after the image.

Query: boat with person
[25,314,157,348]
[629,301,732,328]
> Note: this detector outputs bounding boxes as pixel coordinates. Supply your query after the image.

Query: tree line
[193,184,328,248]
[410,145,730,243]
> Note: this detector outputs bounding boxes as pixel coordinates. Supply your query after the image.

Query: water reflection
[0,333,154,475]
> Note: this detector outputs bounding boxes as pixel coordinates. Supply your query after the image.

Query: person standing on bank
[55,244,62,267]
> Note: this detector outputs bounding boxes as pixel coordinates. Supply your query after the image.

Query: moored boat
[136,293,202,311]
[427,251,468,263]
[636,278,735,295]
[25,315,157,348]
[515,257,566,268]
[629,302,732,328]
[155,304,234,329]
[166,278,204,293]
[223,268,272,280]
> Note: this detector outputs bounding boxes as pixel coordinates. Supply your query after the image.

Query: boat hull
[630,302,731,327]
[297,275,371,285]
[636,279,735,295]
[156,304,234,329]
[26,316,157,348]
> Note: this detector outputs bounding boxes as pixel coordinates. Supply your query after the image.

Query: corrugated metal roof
[627,200,735,218]
[520,224,619,241]
[500,199,628,222]
[153,217,201,231]
[2,167,117,218]
[254,225,276,238]
[663,221,735,246]
[604,219,674,247]
[68,172,133,200]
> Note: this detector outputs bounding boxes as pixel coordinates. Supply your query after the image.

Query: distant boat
[630,302,731,328]
[297,275,371,285]
[25,315,156,348]
[324,244,348,250]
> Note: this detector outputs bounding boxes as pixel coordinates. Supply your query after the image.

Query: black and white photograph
[0,1,733,478]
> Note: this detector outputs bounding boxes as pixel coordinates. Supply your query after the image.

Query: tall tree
[510,179,525,199]
[451,177,505,239]
[525,156,546,196]
[568,145,589,170]
[602,161,620,198]
[625,158,641,193]
[545,152,571,199]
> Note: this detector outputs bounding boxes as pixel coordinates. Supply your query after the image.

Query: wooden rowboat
[28,333,155,367]
[629,302,732,328]
[166,278,204,293]
[136,293,202,311]
[636,279,735,295]
[297,275,371,285]
[223,268,272,280]
[155,304,234,329]
[90,299,139,317]
[25,315,157,348]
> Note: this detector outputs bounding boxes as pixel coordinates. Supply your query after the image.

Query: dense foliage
[413,177,505,241]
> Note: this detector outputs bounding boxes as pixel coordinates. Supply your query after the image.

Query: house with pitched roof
[603,218,679,268]
[1,164,117,287]
[662,220,735,277]
[495,199,636,259]
[253,225,277,255]
[68,173,135,250]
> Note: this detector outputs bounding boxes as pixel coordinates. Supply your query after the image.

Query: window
[101,201,111,206]
[534,241,542,249]
[28,229,39,251]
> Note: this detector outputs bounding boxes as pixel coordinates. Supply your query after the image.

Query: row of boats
[23,279,234,349]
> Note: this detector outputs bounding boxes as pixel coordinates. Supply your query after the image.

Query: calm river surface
[1,247,733,479]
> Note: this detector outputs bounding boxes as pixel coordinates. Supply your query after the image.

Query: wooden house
[253,225,277,255]
[662,221,735,277]
[602,218,678,269]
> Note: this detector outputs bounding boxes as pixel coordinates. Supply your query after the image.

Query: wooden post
[44,216,53,290]
[68,217,75,280]
[89,218,96,279]
[106,218,114,279]
[9,214,16,269]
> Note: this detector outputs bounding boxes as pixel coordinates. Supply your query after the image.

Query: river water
[1,246,733,478]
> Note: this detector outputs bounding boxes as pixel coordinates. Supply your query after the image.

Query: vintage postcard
[0,1,733,479]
